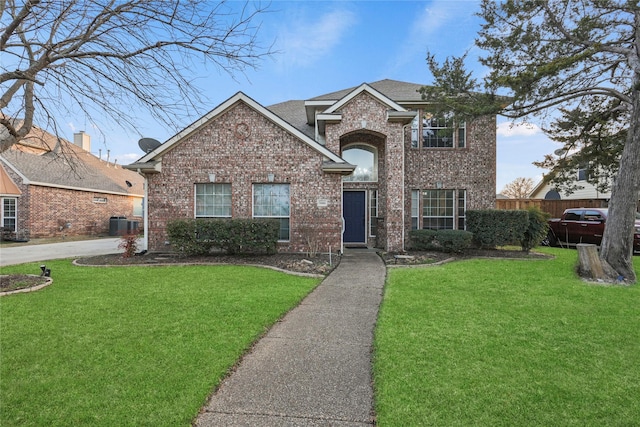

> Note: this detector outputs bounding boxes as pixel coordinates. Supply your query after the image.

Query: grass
[0,260,320,426]
[374,248,640,426]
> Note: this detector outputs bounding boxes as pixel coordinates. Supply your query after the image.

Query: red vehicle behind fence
[546,208,640,254]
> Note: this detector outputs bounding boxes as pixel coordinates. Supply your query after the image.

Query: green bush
[436,229,473,253]
[166,219,210,256]
[466,210,529,249]
[409,229,438,250]
[167,218,279,256]
[520,207,550,253]
[409,229,472,253]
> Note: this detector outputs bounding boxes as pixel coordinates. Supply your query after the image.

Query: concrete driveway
[0,238,123,267]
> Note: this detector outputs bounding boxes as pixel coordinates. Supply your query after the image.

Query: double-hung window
[421,189,466,230]
[195,183,232,217]
[421,112,466,148]
[422,189,455,229]
[253,183,290,240]
[1,198,17,231]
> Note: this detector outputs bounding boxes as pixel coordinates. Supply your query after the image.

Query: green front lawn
[374,248,640,426]
[0,261,320,426]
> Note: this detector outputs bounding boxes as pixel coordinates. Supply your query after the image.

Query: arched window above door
[342,144,378,182]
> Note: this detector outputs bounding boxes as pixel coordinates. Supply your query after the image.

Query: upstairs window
[578,167,589,181]
[342,145,378,182]
[410,112,466,149]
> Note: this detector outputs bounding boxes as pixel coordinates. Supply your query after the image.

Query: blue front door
[343,191,366,243]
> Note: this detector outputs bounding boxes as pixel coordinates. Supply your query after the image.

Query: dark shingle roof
[309,79,427,103]
[266,79,430,134]
[266,100,316,139]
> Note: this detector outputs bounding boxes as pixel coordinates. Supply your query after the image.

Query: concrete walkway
[195,249,386,426]
[0,238,123,266]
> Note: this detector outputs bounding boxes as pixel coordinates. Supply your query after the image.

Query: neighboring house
[0,126,144,240]
[530,168,612,201]
[127,79,496,253]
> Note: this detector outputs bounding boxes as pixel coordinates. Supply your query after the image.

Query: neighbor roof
[0,163,21,196]
[0,129,144,196]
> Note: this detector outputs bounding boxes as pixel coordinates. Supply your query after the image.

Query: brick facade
[135,81,497,254]
[145,102,344,253]
[403,113,497,246]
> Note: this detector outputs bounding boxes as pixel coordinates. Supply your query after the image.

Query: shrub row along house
[126,79,496,253]
[0,124,144,240]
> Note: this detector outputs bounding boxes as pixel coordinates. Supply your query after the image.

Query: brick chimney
[73,131,91,151]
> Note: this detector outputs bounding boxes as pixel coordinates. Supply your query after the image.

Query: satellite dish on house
[138,137,162,153]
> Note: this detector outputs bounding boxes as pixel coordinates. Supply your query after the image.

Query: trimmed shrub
[435,229,473,253]
[166,219,209,256]
[520,207,550,253]
[409,229,472,253]
[167,218,279,256]
[466,209,529,249]
[409,229,438,250]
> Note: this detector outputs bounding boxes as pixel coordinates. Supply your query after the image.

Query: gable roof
[0,128,144,197]
[0,163,21,196]
[130,92,350,169]
[323,83,410,114]
[310,79,428,104]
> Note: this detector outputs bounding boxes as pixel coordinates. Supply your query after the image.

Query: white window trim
[369,190,378,237]
[414,110,466,149]
[420,189,466,230]
[1,197,17,232]
[342,143,378,182]
[195,183,232,218]
[411,189,420,230]
[252,183,291,241]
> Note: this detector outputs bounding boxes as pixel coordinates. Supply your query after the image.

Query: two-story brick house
[127,79,496,253]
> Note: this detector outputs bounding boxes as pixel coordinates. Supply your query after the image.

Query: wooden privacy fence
[495,199,607,219]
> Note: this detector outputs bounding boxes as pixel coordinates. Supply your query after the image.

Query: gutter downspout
[402,123,409,252]
[137,169,149,252]
[341,177,344,254]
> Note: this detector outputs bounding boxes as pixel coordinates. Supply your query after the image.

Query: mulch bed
[0,275,50,293]
[3,248,551,293]
[74,252,341,276]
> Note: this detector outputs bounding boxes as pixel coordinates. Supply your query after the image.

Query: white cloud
[497,121,541,137]
[276,8,357,68]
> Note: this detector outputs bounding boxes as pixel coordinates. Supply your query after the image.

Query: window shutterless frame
[252,183,290,241]
[195,183,232,218]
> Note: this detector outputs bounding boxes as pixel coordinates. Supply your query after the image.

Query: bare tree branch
[0,0,273,152]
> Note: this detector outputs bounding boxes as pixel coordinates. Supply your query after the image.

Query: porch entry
[343,191,366,244]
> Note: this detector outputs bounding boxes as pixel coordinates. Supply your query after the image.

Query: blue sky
[64,0,558,192]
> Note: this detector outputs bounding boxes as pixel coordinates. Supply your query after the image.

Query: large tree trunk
[599,85,640,283]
